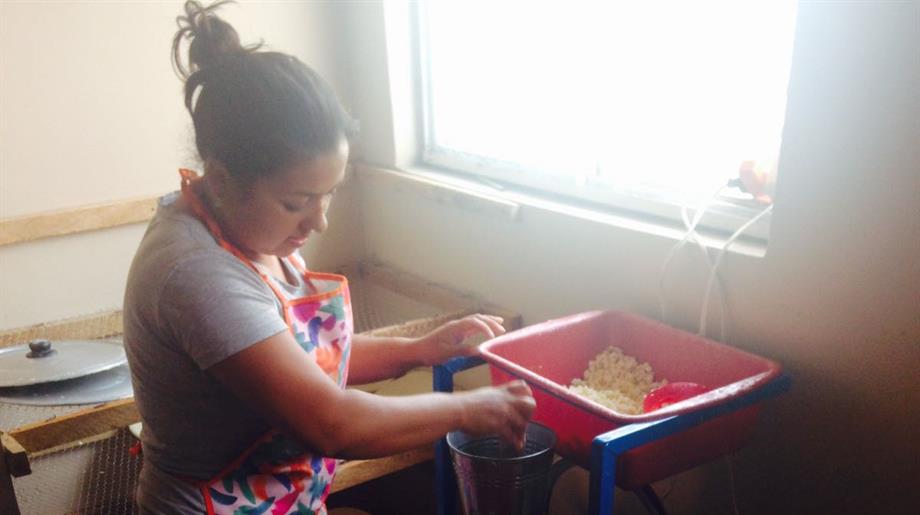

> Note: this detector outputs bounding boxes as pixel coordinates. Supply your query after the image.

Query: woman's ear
[203,158,232,200]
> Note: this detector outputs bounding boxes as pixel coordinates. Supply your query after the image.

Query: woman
[123,2,535,513]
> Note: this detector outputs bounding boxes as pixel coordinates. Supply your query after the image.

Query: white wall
[342,1,920,514]
[0,1,362,328]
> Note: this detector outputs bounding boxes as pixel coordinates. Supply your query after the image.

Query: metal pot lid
[0,339,126,388]
[0,363,133,406]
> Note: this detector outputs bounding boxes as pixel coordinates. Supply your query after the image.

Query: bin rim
[478,310,783,423]
[447,422,557,463]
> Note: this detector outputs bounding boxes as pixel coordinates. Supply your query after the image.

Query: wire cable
[658,186,725,320]
[698,203,773,339]
[679,199,730,341]
[657,178,773,515]
[657,185,727,332]
[727,455,740,515]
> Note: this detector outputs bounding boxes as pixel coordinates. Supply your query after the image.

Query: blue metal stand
[588,373,791,514]
[433,357,791,515]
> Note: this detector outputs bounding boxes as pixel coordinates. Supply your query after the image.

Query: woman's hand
[458,380,536,451]
[348,314,506,385]
[416,313,507,366]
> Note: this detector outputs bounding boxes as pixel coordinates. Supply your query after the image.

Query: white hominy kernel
[567,346,666,415]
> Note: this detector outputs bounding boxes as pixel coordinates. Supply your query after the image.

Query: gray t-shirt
[123,191,310,513]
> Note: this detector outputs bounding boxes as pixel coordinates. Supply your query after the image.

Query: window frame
[410,1,783,241]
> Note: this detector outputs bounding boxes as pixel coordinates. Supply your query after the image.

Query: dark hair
[172,0,357,181]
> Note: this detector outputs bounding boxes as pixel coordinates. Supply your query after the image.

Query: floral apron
[180,169,352,515]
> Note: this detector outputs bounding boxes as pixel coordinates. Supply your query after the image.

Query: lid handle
[27,339,56,359]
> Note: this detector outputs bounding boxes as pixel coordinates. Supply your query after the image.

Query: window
[416,1,798,238]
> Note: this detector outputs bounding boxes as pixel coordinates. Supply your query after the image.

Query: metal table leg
[635,485,669,515]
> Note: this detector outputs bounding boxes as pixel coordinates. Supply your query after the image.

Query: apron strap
[286,253,319,294]
[180,169,322,320]
[179,169,296,323]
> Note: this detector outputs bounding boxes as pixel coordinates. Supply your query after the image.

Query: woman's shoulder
[126,195,268,309]
[125,197,282,359]
[150,191,213,246]
[135,194,226,269]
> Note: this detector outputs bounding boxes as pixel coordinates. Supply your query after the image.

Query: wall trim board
[0,196,160,246]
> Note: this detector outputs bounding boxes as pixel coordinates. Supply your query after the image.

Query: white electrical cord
[679,199,730,341]
[657,185,729,339]
[727,455,740,515]
[657,188,773,515]
[697,203,773,338]
[695,205,771,515]
[657,186,773,515]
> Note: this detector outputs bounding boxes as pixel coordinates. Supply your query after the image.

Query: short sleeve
[158,250,289,370]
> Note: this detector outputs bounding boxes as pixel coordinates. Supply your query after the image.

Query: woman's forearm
[212,327,533,462]
[321,389,466,459]
[347,334,428,384]
[348,314,506,385]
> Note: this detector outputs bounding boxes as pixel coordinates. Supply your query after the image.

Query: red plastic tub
[478,310,782,489]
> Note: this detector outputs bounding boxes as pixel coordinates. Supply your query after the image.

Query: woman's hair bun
[172,0,250,79]
[172,0,357,181]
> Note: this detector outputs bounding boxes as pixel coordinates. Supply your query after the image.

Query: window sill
[354,162,768,259]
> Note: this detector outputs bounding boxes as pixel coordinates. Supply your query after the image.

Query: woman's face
[211,139,349,260]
